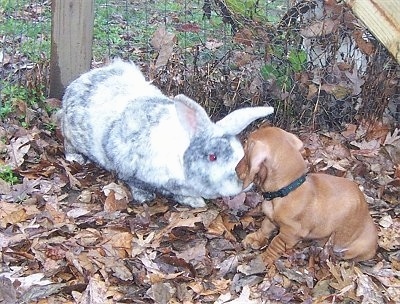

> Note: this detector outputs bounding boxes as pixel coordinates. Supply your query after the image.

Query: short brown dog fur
[236,126,377,266]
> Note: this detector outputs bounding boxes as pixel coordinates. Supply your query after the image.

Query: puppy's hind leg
[243,217,277,250]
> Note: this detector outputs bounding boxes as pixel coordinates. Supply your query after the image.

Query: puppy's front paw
[260,252,275,267]
[260,252,277,276]
[243,232,267,250]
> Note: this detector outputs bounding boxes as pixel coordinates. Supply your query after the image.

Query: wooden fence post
[49,0,94,99]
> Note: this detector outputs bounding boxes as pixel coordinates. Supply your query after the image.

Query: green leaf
[288,50,307,72]
[260,64,281,80]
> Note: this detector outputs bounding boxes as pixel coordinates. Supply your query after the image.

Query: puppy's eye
[208,153,217,162]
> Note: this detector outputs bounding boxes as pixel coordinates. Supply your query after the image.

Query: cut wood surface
[345,0,400,63]
[49,0,94,99]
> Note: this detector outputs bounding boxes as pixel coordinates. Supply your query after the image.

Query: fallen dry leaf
[75,274,108,304]
[175,239,207,263]
[146,281,175,304]
[207,214,237,241]
[344,67,365,95]
[355,267,385,303]
[300,19,338,38]
[0,208,28,228]
[0,276,17,304]
[353,29,375,56]
[350,139,381,156]
[150,26,177,69]
[5,136,31,169]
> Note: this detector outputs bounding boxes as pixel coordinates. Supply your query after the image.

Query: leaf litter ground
[0,101,399,304]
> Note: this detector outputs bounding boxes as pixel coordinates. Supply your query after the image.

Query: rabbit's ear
[216,107,274,135]
[174,94,211,138]
[174,94,211,120]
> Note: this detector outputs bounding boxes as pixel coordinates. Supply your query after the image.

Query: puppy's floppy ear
[236,139,269,189]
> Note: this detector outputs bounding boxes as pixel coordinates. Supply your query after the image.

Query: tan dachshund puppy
[236,126,377,266]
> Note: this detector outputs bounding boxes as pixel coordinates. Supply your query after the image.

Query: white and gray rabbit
[59,59,274,208]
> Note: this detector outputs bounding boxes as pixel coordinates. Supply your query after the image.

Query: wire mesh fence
[0,0,50,118]
[1,0,399,130]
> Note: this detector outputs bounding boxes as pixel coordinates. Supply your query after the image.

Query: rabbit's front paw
[64,141,87,164]
[174,195,206,208]
[130,187,156,203]
[65,152,87,164]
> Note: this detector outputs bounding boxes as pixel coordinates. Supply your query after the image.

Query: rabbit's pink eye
[208,154,217,161]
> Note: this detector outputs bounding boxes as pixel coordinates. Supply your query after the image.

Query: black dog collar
[263,174,307,200]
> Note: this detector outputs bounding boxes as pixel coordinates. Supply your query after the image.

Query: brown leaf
[239,214,255,230]
[307,83,318,100]
[18,160,57,179]
[66,207,90,219]
[237,256,266,276]
[3,178,41,203]
[147,282,175,304]
[103,183,129,212]
[45,200,66,224]
[158,254,196,277]
[205,39,224,50]
[131,232,155,257]
[355,267,384,303]
[341,124,358,141]
[75,274,107,304]
[383,129,400,164]
[139,253,185,282]
[0,277,17,304]
[350,139,381,157]
[151,26,177,69]
[152,209,216,246]
[176,23,201,33]
[312,279,332,299]
[232,51,252,67]
[378,216,400,250]
[325,141,351,160]
[0,269,52,292]
[394,164,400,179]
[207,214,237,241]
[327,261,358,300]
[344,68,364,95]
[59,159,81,190]
[6,136,31,169]
[234,27,254,47]
[300,19,338,38]
[107,230,133,258]
[321,84,352,99]
[353,30,375,56]
[216,285,261,303]
[221,192,247,212]
[383,128,400,146]
[367,262,400,290]
[175,239,207,263]
[106,258,133,281]
[0,232,28,247]
[188,278,230,296]
[0,208,28,228]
